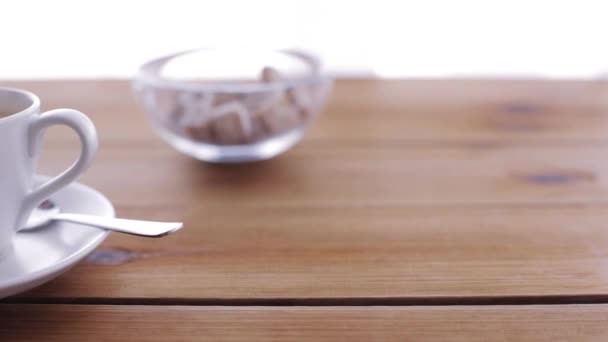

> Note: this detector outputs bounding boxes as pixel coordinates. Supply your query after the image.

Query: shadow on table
[186,151,297,189]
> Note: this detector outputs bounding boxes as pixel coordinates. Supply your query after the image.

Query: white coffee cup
[0,87,98,257]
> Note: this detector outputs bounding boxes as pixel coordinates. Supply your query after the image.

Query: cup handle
[18,109,98,229]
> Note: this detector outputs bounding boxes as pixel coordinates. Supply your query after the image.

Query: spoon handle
[55,213,183,237]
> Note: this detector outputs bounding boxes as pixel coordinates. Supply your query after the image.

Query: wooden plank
[36,144,608,208]
[18,205,608,300]
[1,304,608,341]
[3,79,608,146]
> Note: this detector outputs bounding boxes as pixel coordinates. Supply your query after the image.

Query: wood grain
[3,80,608,304]
[17,205,608,300]
[1,304,608,341]
[34,145,608,208]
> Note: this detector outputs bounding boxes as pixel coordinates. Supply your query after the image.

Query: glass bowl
[133,48,332,163]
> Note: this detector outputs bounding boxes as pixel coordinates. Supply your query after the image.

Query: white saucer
[0,176,113,298]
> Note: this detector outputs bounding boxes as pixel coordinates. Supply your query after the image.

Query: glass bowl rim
[134,48,332,94]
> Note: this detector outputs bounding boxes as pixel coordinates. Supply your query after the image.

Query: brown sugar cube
[154,89,179,120]
[257,102,300,135]
[210,113,248,145]
[247,115,271,143]
[213,93,242,106]
[260,66,283,83]
[140,87,182,131]
[137,88,176,125]
[260,67,311,121]
[241,91,282,113]
[185,122,214,143]
[286,86,314,120]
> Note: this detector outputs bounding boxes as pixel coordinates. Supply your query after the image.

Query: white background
[2,0,608,79]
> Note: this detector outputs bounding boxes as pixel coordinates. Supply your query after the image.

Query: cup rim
[0,87,40,123]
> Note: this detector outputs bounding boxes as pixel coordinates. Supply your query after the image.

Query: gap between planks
[8,294,608,307]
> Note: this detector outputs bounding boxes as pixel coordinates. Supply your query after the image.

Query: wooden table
[2,79,608,340]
